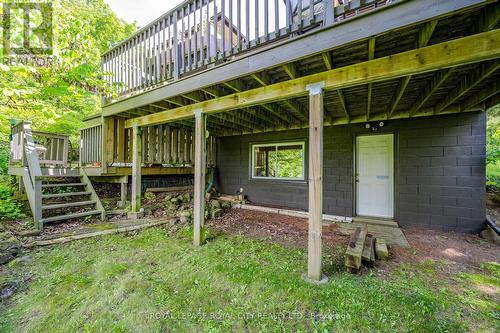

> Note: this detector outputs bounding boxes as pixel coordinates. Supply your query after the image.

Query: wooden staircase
[39,173,105,225]
[8,120,105,230]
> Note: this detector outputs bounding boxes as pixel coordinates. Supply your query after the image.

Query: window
[251,142,305,180]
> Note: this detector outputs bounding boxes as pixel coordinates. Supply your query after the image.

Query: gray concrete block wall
[217,112,486,233]
[397,112,486,232]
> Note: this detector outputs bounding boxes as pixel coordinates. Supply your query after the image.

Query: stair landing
[339,217,410,248]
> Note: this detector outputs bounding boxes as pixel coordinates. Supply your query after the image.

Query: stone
[117,200,129,209]
[481,226,500,244]
[17,229,41,237]
[1,281,18,299]
[221,201,232,210]
[7,255,32,268]
[0,253,15,265]
[210,208,223,219]
[180,211,191,224]
[143,191,156,200]
[127,211,145,219]
[210,199,221,209]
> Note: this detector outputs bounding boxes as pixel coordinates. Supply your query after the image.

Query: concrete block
[457,156,484,166]
[456,176,485,187]
[443,166,471,176]
[431,156,457,167]
[432,136,457,147]
[444,146,471,156]
[430,195,456,206]
[418,204,443,216]
[441,186,472,197]
[430,215,457,228]
[443,206,469,217]
[418,167,444,176]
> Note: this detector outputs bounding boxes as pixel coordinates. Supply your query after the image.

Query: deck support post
[128,125,144,219]
[118,182,128,208]
[101,116,115,174]
[193,109,206,246]
[305,82,328,284]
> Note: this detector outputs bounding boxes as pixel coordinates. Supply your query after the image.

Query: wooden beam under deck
[125,30,500,129]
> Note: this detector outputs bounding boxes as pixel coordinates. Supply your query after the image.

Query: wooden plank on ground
[345,225,367,272]
[362,234,375,267]
[375,238,389,260]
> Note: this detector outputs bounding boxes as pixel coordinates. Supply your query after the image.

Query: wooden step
[42,201,96,210]
[41,167,80,177]
[353,217,399,228]
[42,183,86,188]
[40,210,102,224]
[42,191,91,199]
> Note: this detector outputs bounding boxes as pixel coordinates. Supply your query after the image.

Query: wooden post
[128,125,144,219]
[305,82,327,283]
[193,109,206,246]
[116,118,126,162]
[118,182,128,208]
[102,116,115,173]
[34,179,43,230]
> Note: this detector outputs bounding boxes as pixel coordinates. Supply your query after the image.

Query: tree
[0,0,136,149]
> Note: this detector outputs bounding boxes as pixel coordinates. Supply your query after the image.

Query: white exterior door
[356,134,394,218]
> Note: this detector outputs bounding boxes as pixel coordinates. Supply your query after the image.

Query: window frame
[250,141,306,181]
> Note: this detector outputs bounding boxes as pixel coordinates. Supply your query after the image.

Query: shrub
[0,177,22,221]
[0,147,8,176]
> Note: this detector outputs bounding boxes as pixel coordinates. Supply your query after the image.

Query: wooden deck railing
[10,121,70,168]
[31,131,70,166]
[80,122,216,168]
[123,125,217,167]
[102,0,378,103]
[80,125,103,166]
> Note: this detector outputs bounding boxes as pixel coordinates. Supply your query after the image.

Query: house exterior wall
[217,112,486,233]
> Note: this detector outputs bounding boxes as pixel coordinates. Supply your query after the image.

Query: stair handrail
[9,121,43,229]
[21,121,43,185]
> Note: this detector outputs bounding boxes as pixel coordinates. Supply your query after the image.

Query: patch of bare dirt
[207,208,350,249]
[208,208,500,278]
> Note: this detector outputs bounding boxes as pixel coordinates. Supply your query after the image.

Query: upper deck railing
[102,0,386,104]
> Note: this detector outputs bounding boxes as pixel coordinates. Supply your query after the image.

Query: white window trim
[251,141,306,181]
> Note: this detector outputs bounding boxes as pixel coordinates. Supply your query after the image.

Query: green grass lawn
[0,227,498,332]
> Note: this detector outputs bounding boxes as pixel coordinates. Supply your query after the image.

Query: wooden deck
[103,0,499,135]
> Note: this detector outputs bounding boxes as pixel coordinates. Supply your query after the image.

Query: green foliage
[487,105,500,166]
[255,144,304,179]
[0,177,22,221]
[0,147,8,176]
[487,105,500,187]
[0,0,136,145]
